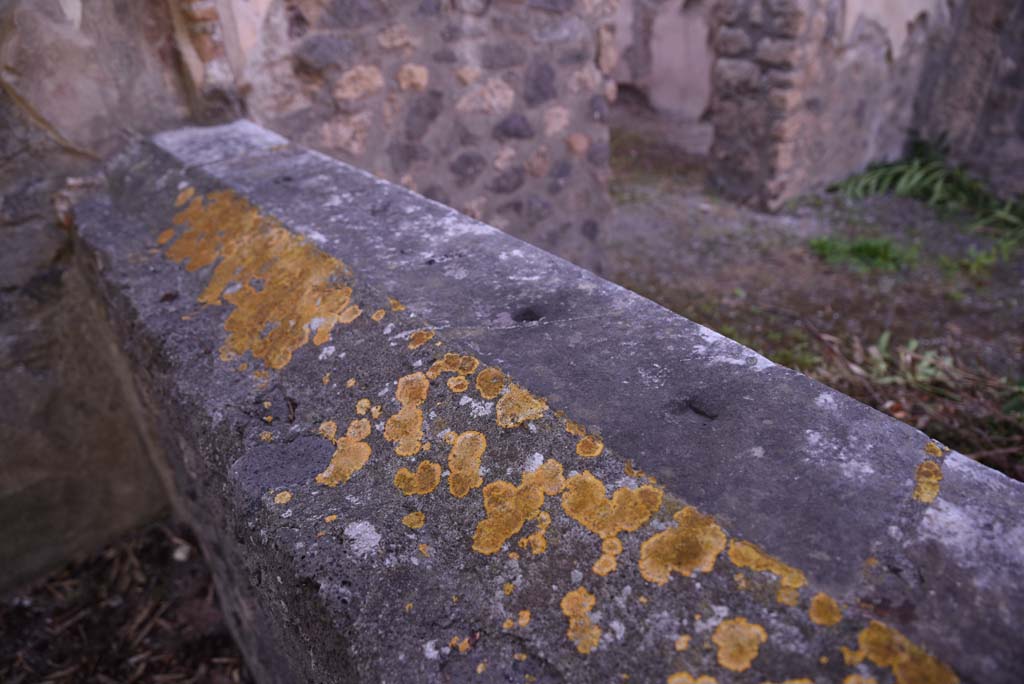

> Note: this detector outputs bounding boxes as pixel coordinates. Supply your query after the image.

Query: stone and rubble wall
[705,0,955,208]
[915,0,1024,199]
[219,0,617,269]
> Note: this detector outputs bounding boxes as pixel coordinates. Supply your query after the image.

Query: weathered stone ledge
[73,121,1024,684]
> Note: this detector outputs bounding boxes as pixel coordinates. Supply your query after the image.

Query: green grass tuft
[809,236,917,272]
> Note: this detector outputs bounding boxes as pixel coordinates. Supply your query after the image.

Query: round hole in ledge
[512,307,543,323]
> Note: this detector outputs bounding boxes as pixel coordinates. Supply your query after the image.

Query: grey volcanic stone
[72,122,1024,684]
[493,113,535,140]
[405,91,444,141]
[488,166,526,194]
[293,35,355,72]
[449,151,487,187]
[524,61,557,106]
[528,0,574,13]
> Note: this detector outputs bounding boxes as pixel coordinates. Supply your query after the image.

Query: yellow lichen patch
[562,471,663,574]
[674,635,691,651]
[402,511,426,529]
[514,652,528,662]
[576,435,604,458]
[638,507,727,585]
[667,675,717,684]
[475,367,506,400]
[913,460,943,503]
[418,543,430,557]
[388,296,406,312]
[763,680,813,684]
[924,441,944,458]
[263,415,273,423]
[316,419,373,487]
[346,377,357,388]
[385,372,430,456]
[356,398,371,415]
[174,186,195,207]
[496,384,548,428]
[560,587,602,655]
[405,602,414,613]
[260,431,273,442]
[324,514,338,523]
[712,617,767,672]
[164,190,357,370]
[322,372,331,385]
[157,228,176,245]
[843,621,958,684]
[447,376,470,393]
[473,460,565,555]
[728,540,807,606]
[518,511,552,555]
[448,431,487,498]
[476,661,487,674]
[843,676,877,684]
[508,551,520,561]
[502,582,515,595]
[273,490,292,505]
[319,420,338,441]
[503,617,515,630]
[564,419,586,436]
[371,405,382,419]
[809,592,842,626]
[518,610,531,627]
[337,304,362,325]
[426,352,480,380]
[408,329,435,350]
[371,308,386,322]
[395,460,442,495]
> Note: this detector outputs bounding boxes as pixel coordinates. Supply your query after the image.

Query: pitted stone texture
[73,123,1024,684]
[227,0,613,271]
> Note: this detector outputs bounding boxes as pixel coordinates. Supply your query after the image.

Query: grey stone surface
[74,122,1024,683]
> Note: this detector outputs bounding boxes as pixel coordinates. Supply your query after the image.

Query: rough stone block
[71,121,1024,683]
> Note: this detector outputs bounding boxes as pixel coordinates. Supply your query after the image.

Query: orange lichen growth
[418,543,430,557]
[518,511,552,555]
[319,420,338,441]
[263,415,273,423]
[472,460,565,555]
[384,372,430,456]
[322,372,331,385]
[356,398,371,415]
[346,377,357,388]
[843,676,878,684]
[576,435,604,458]
[924,441,944,457]
[259,431,273,442]
[402,511,425,529]
[337,304,362,324]
[564,419,586,436]
[514,652,528,662]
[496,384,548,428]
[394,461,442,495]
[674,635,691,651]
[638,506,727,585]
[476,661,487,674]
[728,540,807,606]
[408,330,435,349]
[324,514,338,523]
[273,490,292,505]
[448,431,487,497]
[712,617,767,672]
[842,621,958,684]
[164,190,357,370]
[913,460,943,503]
[503,617,515,629]
[174,186,195,207]
[371,308,386,322]
[316,418,373,486]
[518,610,531,627]
[426,352,480,380]
[560,587,602,654]
[450,636,471,653]
[508,551,520,561]
[447,376,470,393]
[475,367,506,400]
[809,592,842,626]
[562,471,663,575]
[388,296,406,312]
[371,405,383,419]
[503,582,515,595]
[667,675,716,684]
[157,228,176,245]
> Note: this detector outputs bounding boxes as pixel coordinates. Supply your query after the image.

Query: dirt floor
[602,118,1023,480]
[0,522,252,684]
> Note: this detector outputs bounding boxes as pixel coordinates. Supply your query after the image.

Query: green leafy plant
[809,236,917,272]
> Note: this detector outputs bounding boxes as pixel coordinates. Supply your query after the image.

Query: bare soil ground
[0,521,252,684]
[603,123,1023,480]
